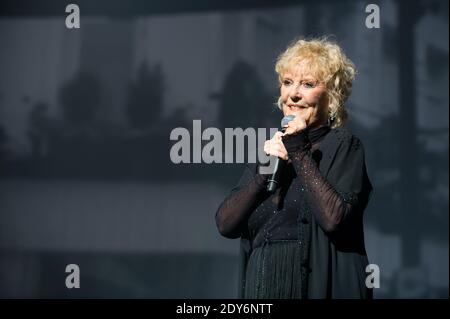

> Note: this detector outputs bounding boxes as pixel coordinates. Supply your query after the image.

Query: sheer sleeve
[283,131,372,234]
[215,164,270,239]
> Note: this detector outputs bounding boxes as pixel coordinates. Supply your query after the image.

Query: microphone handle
[266,126,289,193]
[266,156,286,193]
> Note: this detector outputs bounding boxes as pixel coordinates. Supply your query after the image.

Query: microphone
[266,114,295,193]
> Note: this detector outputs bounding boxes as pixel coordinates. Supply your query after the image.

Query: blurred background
[0,0,448,298]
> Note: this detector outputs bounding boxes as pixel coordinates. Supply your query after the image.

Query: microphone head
[281,115,295,128]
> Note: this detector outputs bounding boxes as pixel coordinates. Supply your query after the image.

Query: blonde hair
[275,37,356,128]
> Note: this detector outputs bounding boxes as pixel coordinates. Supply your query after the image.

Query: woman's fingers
[273,131,284,140]
[266,149,288,160]
[284,116,307,136]
[264,137,288,160]
[284,127,294,135]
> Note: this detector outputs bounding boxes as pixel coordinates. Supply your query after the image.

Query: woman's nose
[289,85,302,101]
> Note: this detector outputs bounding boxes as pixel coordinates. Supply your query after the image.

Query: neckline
[308,125,331,144]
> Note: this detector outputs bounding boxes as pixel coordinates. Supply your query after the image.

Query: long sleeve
[283,131,372,234]
[215,164,270,239]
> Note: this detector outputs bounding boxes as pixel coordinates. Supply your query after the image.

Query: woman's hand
[283,112,311,136]
[264,131,289,160]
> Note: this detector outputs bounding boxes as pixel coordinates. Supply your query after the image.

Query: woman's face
[279,67,329,128]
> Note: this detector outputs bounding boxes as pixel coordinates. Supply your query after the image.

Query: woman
[215,37,373,299]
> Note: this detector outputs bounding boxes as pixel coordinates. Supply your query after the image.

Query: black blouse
[216,125,356,244]
[215,126,374,299]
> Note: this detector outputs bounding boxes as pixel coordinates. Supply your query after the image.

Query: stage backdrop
[0,0,448,298]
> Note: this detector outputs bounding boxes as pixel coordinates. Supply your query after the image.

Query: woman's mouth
[287,104,309,109]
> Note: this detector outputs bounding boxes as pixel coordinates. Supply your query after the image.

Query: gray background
[0,0,448,298]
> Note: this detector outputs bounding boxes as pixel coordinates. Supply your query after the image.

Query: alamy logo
[169,120,278,174]
[365,264,380,289]
[65,264,80,289]
[65,4,80,29]
[365,4,380,29]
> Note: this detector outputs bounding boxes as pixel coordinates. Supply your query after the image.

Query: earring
[277,97,283,110]
[327,114,336,126]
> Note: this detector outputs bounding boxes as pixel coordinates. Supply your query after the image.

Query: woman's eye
[303,82,316,88]
[282,80,292,86]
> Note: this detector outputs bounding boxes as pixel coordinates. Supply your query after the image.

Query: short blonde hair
[275,37,356,128]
